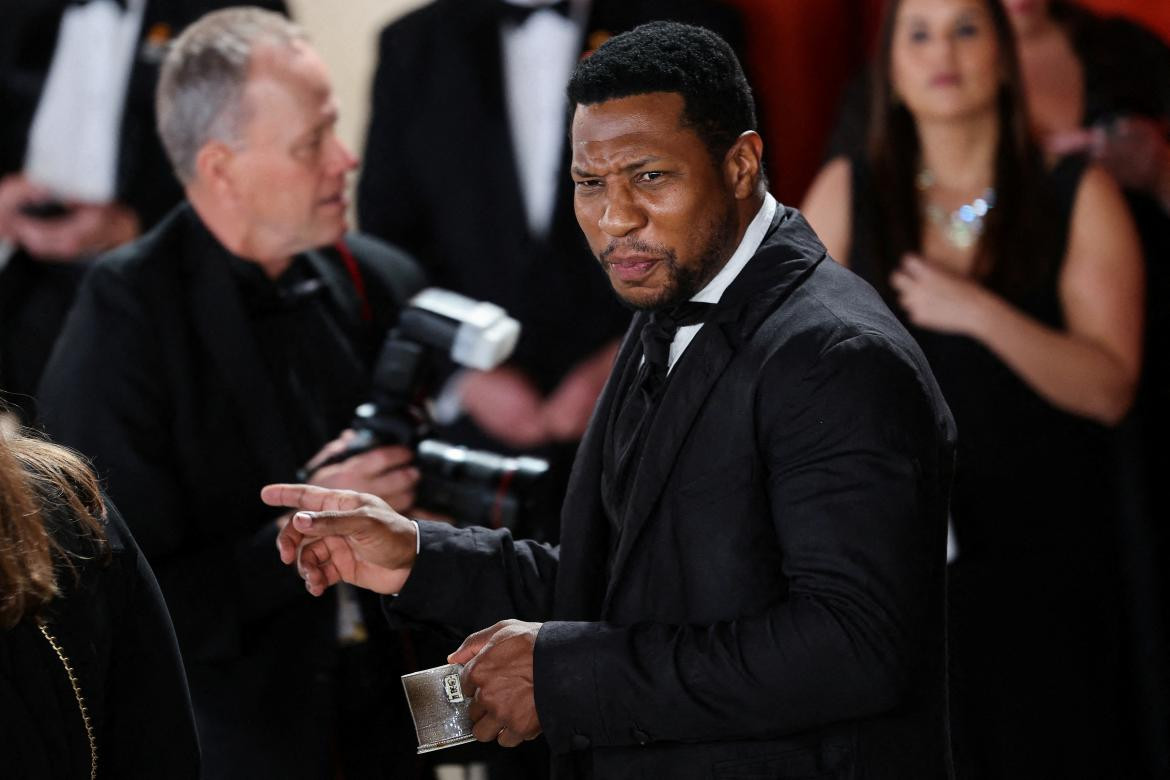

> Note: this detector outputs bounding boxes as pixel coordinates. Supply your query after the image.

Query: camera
[303,289,548,530]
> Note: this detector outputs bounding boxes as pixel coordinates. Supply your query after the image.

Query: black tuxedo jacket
[37,204,425,777]
[357,0,743,393]
[389,205,957,779]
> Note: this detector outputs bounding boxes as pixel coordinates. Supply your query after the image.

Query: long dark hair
[866,0,1050,297]
[0,425,107,629]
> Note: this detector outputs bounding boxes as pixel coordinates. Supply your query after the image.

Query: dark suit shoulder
[740,207,913,362]
[378,0,448,56]
[85,204,192,290]
[754,259,954,449]
[786,259,917,351]
[748,254,940,407]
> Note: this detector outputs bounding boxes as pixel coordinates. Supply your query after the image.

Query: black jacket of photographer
[0,0,286,422]
[385,205,957,779]
[36,202,425,777]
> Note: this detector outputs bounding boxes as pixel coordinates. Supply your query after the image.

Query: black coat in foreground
[0,501,199,779]
[388,206,957,779]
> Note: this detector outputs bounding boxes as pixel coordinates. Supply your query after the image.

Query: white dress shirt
[25,0,145,203]
[500,0,589,238]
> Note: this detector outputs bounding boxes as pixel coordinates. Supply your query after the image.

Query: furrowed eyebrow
[572,157,663,178]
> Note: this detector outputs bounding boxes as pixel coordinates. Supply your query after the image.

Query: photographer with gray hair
[0,0,285,424]
[38,7,428,777]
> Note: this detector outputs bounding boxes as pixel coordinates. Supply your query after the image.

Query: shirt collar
[690,192,777,305]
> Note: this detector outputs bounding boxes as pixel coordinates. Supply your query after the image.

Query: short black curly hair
[567,21,758,165]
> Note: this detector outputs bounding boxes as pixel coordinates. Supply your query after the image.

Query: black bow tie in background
[496,0,571,25]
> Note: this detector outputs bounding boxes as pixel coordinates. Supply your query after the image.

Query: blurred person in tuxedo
[37,8,428,778]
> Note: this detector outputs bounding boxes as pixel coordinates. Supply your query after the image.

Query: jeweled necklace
[916,168,996,250]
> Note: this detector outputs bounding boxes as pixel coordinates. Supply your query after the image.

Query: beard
[599,201,740,312]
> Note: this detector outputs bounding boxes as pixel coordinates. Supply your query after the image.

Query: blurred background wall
[1079,0,1170,40]
[287,0,428,202]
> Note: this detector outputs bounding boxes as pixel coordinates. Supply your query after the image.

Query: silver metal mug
[401,663,477,753]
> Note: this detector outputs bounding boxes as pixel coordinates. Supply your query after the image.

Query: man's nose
[327,134,358,174]
[598,186,645,237]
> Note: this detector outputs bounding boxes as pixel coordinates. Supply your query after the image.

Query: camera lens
[416,440,548,529]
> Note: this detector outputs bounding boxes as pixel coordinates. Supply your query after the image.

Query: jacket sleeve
[37,261,306,660]
[532,332,951,752]
[383,520,561,636]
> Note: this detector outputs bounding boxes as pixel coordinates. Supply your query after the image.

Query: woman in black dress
[802,0,1144,776]
[0,424,199,777]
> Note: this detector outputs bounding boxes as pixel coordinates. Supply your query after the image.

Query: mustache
[599,239,675,264]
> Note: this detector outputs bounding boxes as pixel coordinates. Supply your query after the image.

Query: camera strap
[334,239,372,324]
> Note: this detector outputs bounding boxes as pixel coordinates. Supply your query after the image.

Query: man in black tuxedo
[38,8,427,778]
[269,22,956,779]
[358,0,744,539]
[0,0,285,422]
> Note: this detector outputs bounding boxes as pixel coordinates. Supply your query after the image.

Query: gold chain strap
[36,618,98,780]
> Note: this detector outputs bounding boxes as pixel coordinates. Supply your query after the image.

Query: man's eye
[293,137,323,160]
[908,27,929,43]
[575,179,602,189]
[639,171,664,182]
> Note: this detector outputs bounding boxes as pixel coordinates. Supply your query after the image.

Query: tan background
[286,0,431,216]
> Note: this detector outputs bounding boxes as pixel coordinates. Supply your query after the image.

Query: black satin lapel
[184,235,298,485]
[603,322,736,609]
[720,207,827,339]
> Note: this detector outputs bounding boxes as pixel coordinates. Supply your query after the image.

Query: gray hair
[156,6,307,184]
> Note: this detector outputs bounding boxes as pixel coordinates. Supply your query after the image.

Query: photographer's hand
[543,339,619,441]
[263,484,418,596]
[0,173,139,260]
[305,430,419,511]
[460,366,549,448]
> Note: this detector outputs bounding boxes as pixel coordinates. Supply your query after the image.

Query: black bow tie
[641,301,714,384]
[496,0,571,25]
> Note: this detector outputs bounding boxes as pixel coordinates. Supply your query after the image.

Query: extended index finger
[261,483,367,513]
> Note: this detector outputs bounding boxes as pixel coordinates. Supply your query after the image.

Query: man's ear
[193,141,238,201]
[724,131,764,200]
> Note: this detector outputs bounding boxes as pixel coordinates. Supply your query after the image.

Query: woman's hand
[890,254,991,336]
